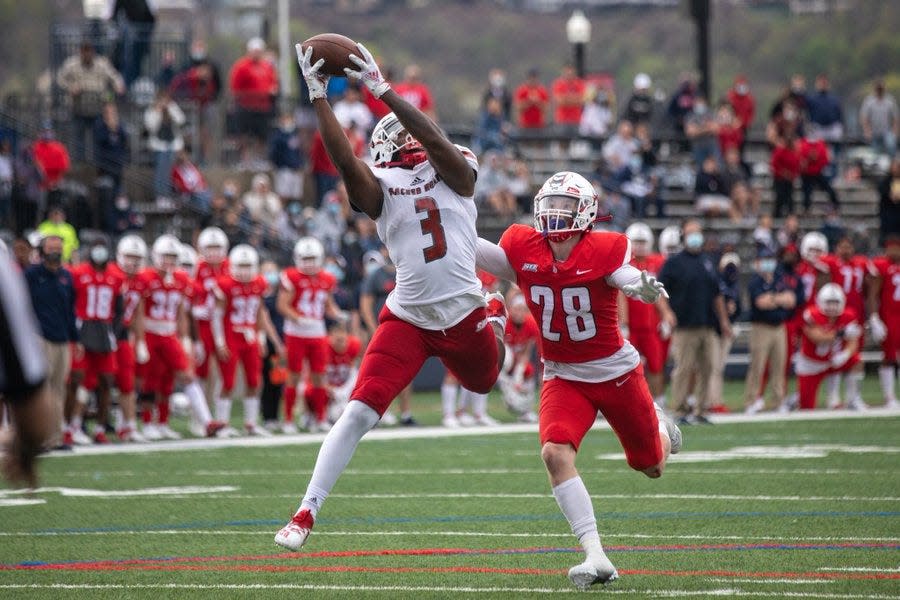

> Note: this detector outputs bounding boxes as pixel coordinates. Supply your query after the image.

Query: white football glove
[295,44,330,101]
[869,314,888,343]
[622,270,669,303]
[830,349,851,369]
[658,320,673,340]
[193,340,206,366]
[344,42,391,98]
[135,339,150,365]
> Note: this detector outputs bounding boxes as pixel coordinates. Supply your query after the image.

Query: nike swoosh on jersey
[576,269,593,275]
[615,376,630,387]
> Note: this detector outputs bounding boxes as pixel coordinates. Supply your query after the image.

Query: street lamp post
[566,10,591,79]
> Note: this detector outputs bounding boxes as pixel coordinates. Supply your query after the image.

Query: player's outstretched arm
[297,44,383,219]
[475,238,516,282]
[610,266,669,304]
[345,43,475,197]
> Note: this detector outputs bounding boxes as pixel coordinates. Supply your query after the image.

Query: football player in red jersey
[621,222,668,406]
[312,320,363,424]
[66,240,124,444]
[109,235,148,442]
[475,171,680,590]
[277,237,344,433]
[795,284,864,409]
[497,290,540,422]
[212,244,282,436]
[866,235,900,408]
[134,235,224,440]
[192,227,230,391]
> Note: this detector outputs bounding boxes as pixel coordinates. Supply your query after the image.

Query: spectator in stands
[171,39,223,164]
[601,120,639,182]
[171,149,211,213]
[725,75,755,147]
[623,73,654,127]
[93,102,129,195]
[860,79,898,158]
[56,42,125,162]
[716,103,743,160]
[771,132,800,217]
[694,156,737,221]
[551,64,585,135]
[269,111,305,206]
[333,84,374,138]
[766,96,801,146]
[12,138,43,232]
[260,259,286,429]
[753,214,778,257]
[32,124,70,209]
[482,68,512,121]
[805,74,843,146]
[37,207,78,262]
[658,219,732,424]
[599,188,631,234]
[0,138,11,228]
[685,96,720,167]
[242,173,282,229]
[11,236,34,270]
[820,206,846,251]
[474,151,517,217]
[578,87,614,142]
[666,76,697,139]
[24,234,78,447]
[314,182,350,255]
[309,124,364,207]
[106,193,143,236]
[111,0,156,87]
[880,157,900,244]
[156,49,178,90]
[473,97,510,156]
[709,252,742,411]
[144,89,185,202]
[514,68,549,130]
[776,213,801,249]
[629,122,665,218]
[799,133,839,214]
[229,37,279,166]
[393,64,436,120]
[773,74,809,125]
[721,147,758,219]
[744,248,798,414]
[507,158,533,214]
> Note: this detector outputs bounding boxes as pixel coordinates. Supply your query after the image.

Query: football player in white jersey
[276,42,508,551]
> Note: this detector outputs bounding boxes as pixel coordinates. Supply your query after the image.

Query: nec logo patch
[522,263,538,272]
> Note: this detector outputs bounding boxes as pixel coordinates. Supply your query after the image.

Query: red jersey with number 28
[499,224,630,363]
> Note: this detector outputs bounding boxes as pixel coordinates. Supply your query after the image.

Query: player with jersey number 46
[275,37,508,554]
[475,170,681,591]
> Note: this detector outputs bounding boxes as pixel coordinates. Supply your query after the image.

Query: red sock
[284,386,296,423]
[308,387,328,421]
[157,398,169,424]
[142,407,153,424]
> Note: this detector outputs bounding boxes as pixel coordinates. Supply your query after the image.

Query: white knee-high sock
[470,391,488,417]
[826,373,842,403]
[879,366,897,402]
[216,397,232,423]
[552,476,603,560]
[458,388,473,411]
[243,397,260,426]
[441,382,458,417]
[299,400,380,517]
[845,372,863,402]
[184,381,212,424]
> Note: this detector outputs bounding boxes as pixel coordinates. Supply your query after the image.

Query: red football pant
[630,328,666,374]
[194,319,216,379]
[116,340,135,394]
[144,332,190,396]
[797,354,861,409]
[881,315,900,364]
[352,306,499,415]
[285,335,328,374]
[219,331,263,394]
[539,364,662,471]
[71,349,117,391]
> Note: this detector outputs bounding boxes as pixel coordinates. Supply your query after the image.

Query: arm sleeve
[475,237,516,283]
[605,263,642,290]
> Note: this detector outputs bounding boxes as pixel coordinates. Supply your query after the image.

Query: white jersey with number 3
[372,146,483,330]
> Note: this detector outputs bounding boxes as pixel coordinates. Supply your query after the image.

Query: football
[300,33,361,77]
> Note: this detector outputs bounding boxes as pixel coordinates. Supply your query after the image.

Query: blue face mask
[324,263,345,282]
[758,259,777,274]
[264,271,279,288]
[685,232,704,250]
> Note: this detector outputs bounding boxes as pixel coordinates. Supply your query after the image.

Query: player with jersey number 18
[475,170,681,591]
[275,37,508,553]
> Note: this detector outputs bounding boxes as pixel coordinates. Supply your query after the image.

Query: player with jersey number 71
[475,170,681,591]
[275,39,508,552]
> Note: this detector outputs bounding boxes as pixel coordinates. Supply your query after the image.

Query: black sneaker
[399,415,418,427]
[694,414,713,425]
[677,415,692,426]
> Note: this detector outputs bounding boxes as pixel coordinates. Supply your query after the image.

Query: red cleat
[93,431,110,444]
[206,420,227,437]
[274,509,315,551]
[485,291,507,326]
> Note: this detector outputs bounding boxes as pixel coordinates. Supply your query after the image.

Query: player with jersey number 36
[475,171,682,591]
[275,39,508,551]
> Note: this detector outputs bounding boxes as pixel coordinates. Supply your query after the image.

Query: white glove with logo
[658,320,673,340]
[830,349,851,369]
[295,44,330,101]
[622,271,669,303]
[344,42,391,98]
[869,314,888,343]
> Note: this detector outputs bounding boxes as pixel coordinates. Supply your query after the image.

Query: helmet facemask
[370,113,426,168]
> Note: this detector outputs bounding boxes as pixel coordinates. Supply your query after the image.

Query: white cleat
[70,428,93,446]
[885,398,900,409]
[847,396,869,411]
[246,423,272,437]
[117,428,146,443]
[312,420,332,434]
[379,411,398,426]
[457,413,476,427]
[274,509,314,551]
[157,425,183,440]
[441,415,461,428]
[568,555,619,590]
[281,422,298,435]
[518,411,538,423]
[141,423,163,441]
[655,405,682,454]
[744,397,765,415]
[474,414,499,426]
[216,426,241,439]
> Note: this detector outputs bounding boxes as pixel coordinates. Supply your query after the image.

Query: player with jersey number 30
[275,39,508,552]
[475,170,683,590]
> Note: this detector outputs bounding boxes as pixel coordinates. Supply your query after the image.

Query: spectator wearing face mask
[684,96,720,167]
[260,260,286,430]
[726,75,755,142]
[709,252,742,411]
[744,248,800,414]
[657,219,733,424]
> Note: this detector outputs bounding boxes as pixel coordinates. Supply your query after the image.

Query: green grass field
[1,378,898,598]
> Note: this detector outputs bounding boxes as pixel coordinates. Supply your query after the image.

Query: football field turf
[1,383,898,598]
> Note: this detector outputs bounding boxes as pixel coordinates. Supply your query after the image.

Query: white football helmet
[116,235,148,275]
[197,227,229,264]
[294,237,325,274]
[229,244,259,283]
[151,234,182,273]
[800,231,829,262]
[533,171,598,242]
[816,283,846,318]
[178,244,198,277]
[658,226,682,257]
[369,112,426,168]
[625,222,654,256]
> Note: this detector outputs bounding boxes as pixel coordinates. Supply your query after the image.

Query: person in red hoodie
[798,134,839,214]
[32,125,70,192]
[726,75,755,139]
[770,133,800,217]
[229,37,278,164]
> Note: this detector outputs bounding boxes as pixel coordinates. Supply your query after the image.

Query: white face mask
[115,197,129,210]
[490,74,505,87]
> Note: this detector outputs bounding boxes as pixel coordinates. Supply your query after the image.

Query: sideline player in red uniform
[475,171,680,590]
[192,227,230,391]
[497,291,540,422]
[867,235,900,408]
[134,235,224,439]
[276,42,507,551]
[795,284,864,409]
[311,320,363,424]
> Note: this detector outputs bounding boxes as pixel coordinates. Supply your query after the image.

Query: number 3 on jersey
[415,196,447,263]
[531,285,597,342]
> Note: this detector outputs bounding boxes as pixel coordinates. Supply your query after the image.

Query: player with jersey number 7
[275,41,508,551]
[474,171,681,591]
